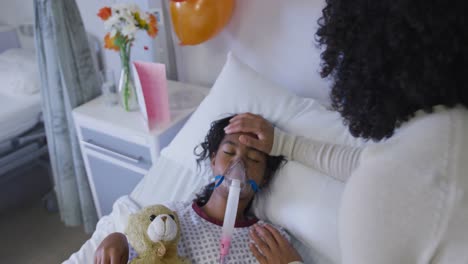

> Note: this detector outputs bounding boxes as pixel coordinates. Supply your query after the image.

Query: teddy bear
[125,204,191,264]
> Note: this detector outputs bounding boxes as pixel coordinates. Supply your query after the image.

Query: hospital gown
[129,201,290,264]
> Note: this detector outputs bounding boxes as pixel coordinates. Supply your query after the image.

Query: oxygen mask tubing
[213,159,260,264]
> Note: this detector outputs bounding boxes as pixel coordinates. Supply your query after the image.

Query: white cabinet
[73,81,209,218]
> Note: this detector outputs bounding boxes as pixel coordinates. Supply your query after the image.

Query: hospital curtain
[34,0,100,233]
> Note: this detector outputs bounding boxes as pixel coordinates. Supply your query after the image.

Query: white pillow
[146,53,366,264]
[0,48,40,96]
[162,53,364,170]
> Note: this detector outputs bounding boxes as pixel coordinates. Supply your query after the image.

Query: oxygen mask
[213,159,260,195]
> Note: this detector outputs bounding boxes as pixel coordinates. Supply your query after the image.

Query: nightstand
[73,80,209,218]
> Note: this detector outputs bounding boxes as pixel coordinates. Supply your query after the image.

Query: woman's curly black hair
[316,0,468,140]
[193,115,285,207]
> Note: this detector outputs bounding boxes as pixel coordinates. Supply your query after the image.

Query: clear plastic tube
[219,179,241,264]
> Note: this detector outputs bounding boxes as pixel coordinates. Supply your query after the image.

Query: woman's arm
[271,127,362,182]
[225,113,362,182]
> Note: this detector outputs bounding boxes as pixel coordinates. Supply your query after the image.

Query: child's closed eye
[248,157,260,163]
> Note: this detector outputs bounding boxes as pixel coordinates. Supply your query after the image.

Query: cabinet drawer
[81,127,152,170]
[87,154,144,217]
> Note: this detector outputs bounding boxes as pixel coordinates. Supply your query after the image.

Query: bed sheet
[63,155,201,264]
[0,92,42,142]
[0,48,40,96]
[63,195,141,264]
[64,155,325,264]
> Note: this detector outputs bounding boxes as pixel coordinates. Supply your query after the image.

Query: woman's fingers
[225,113,274,154]
[249,242,267,264]
[226,120,269,153]
[225,119,261,135]
[250,224,304,263]
[254,224,279,250]
[250,227,271,255]
[238,135,267,153]
[225,113,268,135]
[229,112,261,123]
[264,224,289,248]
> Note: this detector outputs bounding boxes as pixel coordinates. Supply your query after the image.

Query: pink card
[133,61,171,130]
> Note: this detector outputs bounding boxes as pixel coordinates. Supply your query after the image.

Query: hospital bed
[0,24,48,209]
[0,22,102,210]
[65,1,372,263]
[61,0,468,262]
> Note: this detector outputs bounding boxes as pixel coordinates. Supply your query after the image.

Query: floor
[0,165,91,264]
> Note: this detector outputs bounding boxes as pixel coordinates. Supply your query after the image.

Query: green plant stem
[120,42,131,111]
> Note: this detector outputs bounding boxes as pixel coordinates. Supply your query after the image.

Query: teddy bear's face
[126,204,181,255]
[147,212,178,242]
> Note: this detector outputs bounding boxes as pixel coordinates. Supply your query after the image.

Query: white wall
[76,0,155,81]
[0,1,35,49]
[0,0,174,83]
[170,0,331,104]
[0,0,154,77]
[76,0,332,103]
[0,0,35,25]
[1,0,331,103]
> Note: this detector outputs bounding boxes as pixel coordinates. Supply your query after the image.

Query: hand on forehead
[221,133,265,158]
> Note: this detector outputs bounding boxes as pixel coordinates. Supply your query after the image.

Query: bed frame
[0,23,50,177]
[0,124,48,176]
[0,23,102,211]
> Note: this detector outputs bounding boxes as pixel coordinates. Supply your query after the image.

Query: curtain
[34,0,100,233]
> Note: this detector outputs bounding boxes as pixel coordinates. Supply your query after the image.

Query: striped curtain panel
[34,0,100,233]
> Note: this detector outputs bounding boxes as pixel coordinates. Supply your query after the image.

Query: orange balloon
[170,0,235,45]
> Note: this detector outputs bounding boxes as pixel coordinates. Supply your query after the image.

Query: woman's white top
[271,106,468,263]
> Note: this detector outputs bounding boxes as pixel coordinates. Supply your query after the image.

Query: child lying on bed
[94,115,303,264]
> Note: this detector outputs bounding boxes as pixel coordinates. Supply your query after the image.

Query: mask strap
[211,176,260,193]
[248,180,260,193]
[210,175,225,190]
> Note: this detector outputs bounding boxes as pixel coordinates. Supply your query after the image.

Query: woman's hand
[224,113,274,154]
[249,224,303,264]
[94,232,129,264]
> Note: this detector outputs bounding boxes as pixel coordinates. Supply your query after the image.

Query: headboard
[0,23,35,51]
[0,24,21,52]
[171,0,331,105]
[0,22,103,72]
[17,23,35,50]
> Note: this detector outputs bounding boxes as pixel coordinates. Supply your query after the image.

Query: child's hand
[249,224,303,264]
[94,232,129,264]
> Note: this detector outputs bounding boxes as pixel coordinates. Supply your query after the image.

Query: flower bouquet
[98,4,158,111]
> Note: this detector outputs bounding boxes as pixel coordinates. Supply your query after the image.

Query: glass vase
[118,43,139,112]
